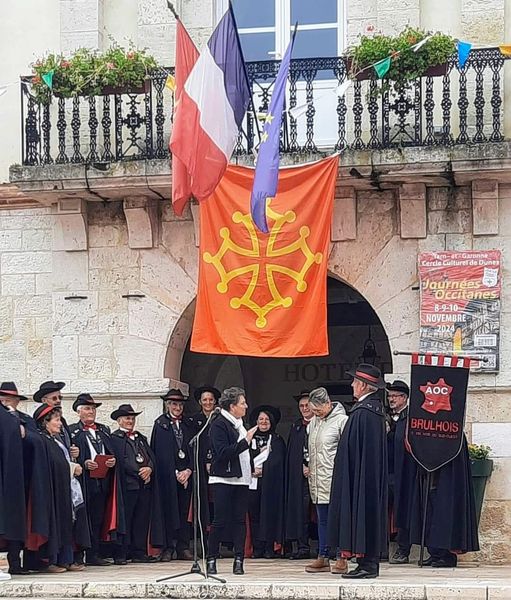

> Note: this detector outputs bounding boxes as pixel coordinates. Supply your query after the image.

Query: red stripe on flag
[451,355,459,368]
[425,353,432,365]
[463,357,471,369]
[171,91,228,201]
[170,20,200,216]
[412,353,419,365]
[438,355,445,366]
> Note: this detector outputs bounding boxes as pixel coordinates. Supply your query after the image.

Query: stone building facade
[1,0,511,563]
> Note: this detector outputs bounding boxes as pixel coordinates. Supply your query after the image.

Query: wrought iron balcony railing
[19,48,510,167]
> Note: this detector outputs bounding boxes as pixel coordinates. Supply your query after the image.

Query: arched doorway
[177,276,392,429]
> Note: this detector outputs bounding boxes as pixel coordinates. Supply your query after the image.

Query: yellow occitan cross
[261,131,269,143]
[203,202,322,329]
[265,113,274,124]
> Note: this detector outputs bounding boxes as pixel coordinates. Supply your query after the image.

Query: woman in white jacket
[305,387,348,574]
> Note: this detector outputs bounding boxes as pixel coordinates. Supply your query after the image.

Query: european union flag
[250,30,297,233]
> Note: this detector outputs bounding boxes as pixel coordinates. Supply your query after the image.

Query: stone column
[60,0,105,53]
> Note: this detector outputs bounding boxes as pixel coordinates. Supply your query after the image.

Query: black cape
[250,431,286,545]
[408,436,479,553]
[284,418,309,542]
[150,413,195,547]
[109,429,164,549]
[69,421,125,543]
[327,393,388,557]
[0,406,26,545]
[387,408,418,541]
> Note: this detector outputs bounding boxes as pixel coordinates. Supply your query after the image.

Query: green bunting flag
[374,57,391,78]
[42,70,54,89]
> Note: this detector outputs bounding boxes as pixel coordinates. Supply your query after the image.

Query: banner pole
[393,350,488,363]
[419,470,431,567]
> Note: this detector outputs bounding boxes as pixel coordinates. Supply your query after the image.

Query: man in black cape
[69,393,124,566]
[327,363,388,579]
[151,388,194,561]
[284,390,314,559]
[109,404,163,563]
[248,405,286,558]
[407,438,479,567]
[0,399,26,575]
[34,381,78,456]
[386,380,417,565]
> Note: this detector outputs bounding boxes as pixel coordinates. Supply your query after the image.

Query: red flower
[127,51,135,59]
[60,60,71,68]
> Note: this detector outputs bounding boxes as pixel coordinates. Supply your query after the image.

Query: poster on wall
[418,250,501,372]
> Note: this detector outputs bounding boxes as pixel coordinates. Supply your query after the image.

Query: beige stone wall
[1,192,511,561]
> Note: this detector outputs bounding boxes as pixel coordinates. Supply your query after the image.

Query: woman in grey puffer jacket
[305,387,348,574]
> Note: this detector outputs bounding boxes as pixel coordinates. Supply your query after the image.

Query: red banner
[191,156,338,357]
[418,251,502,372]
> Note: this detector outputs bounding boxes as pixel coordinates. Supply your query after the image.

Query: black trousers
[117,487,152,559]
[357,556,380,573]
[87,488,109,558]
[208,484,248,558]
[175,482,192,553]
[6,540,24,570]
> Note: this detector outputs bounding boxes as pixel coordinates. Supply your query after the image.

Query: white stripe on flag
[184,45,239,160]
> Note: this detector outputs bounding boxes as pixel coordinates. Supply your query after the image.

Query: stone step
[1,581,511,600]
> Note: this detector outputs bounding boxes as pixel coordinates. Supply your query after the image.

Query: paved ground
[1,559,511,599]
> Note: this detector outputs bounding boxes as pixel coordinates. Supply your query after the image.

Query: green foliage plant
[468,443,492,460]
[346,26,456,95]
[30,43,158,104]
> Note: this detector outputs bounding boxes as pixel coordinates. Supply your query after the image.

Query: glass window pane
[239,31,276,62]
[293,28,337,59]
[231,0,275,28]
[291,0,337,25]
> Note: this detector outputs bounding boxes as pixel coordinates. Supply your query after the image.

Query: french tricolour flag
[170,8,251,213]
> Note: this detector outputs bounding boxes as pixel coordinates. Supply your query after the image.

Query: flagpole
[393,350,488,363]
[166,1,180,20]
[228,1,262,147]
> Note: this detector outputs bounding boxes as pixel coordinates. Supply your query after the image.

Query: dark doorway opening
[180,277,392,431]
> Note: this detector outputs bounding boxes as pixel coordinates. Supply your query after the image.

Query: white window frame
[215,0,346,59]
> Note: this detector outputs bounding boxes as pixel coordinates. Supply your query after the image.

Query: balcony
[9,48,511,206]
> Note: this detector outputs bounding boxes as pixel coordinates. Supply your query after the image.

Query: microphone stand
[157,410,225,583]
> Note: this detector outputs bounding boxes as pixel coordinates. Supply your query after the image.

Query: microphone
[189,407,222,447]
[209,406,222,419]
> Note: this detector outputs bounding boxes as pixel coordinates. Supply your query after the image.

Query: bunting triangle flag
[374,57,391,79]
[457,41,472,68]
[42,70,54,89]
[499,45,511,56]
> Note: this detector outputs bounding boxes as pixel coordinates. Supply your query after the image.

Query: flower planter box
[470,458,494,526]
[345,58,448,82]
[53,79,151,99]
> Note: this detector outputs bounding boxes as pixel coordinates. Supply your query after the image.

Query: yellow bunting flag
[499,45,511,56]
[165,74,176,92]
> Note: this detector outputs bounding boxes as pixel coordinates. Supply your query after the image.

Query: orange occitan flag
[190,156,339,357]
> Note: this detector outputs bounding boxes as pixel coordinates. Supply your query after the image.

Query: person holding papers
[247,405,286,559]
[69,393,124,566]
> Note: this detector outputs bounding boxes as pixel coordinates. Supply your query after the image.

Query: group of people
[0,362,479,579]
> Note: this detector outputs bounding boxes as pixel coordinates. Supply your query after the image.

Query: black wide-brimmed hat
[250,404,282,428]
[33,380,66,403]
[347,363,386,389]
[0,382,27,401]
[111,403,142,420]
[386,379,410,396]
[194,385,221,403]
[161,388,188,402]
[293,389,311,401]
[72,393,102,412]
[33,403,61,422]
